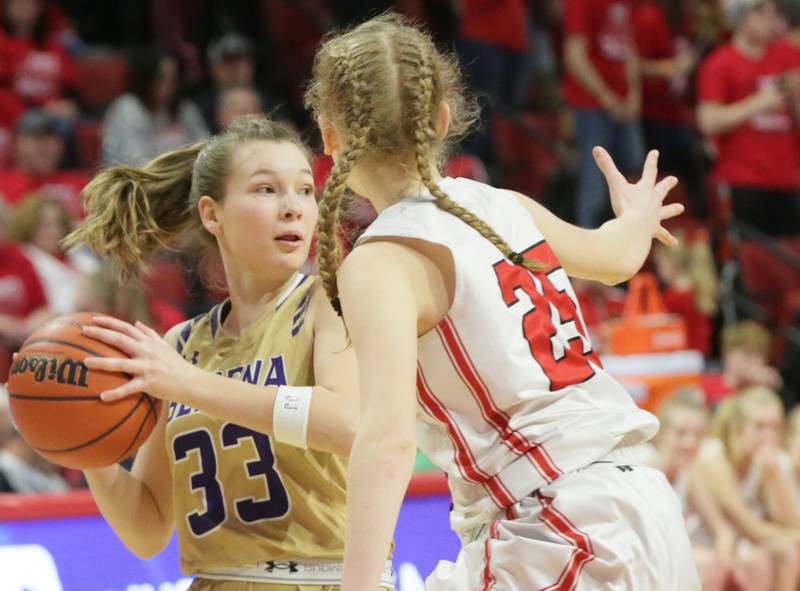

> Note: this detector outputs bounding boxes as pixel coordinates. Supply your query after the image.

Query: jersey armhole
[356,234,459,328]
[298,279,322,346]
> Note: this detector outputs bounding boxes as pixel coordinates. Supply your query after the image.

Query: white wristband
[273,386,312,449]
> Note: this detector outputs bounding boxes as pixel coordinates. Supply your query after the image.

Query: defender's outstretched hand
[82,316,196,403]
[593,147,684,246]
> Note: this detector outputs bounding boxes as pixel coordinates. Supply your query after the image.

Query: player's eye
[256,185,276,194]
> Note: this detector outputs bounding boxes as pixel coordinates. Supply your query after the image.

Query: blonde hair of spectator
[305,11,542,313]
[721,320,771,358]
[82,263,152,326]
[653,230,719,315]
[9,193,72,245]
[711,386,784,460]
[653,387,708,443]
[64,115,309,283]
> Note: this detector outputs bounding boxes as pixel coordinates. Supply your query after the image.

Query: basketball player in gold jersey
[64,116,394,590]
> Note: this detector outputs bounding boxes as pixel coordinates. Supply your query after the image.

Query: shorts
[189,581,392,591]
[427,446,700,590]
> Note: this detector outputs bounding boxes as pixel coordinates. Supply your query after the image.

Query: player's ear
[319,115,341,157]
[198,195,221,237]
[436,101,451,140]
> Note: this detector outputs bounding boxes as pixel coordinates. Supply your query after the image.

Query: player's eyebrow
[248,168,313,178]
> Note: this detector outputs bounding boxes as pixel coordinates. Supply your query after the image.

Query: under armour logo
[263,561,299,573]
[615,465,634,472]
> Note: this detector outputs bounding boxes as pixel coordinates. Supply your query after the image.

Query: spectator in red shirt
[0,109,87,219]
[0,0,77,121]
[457,0,529,166]
[697,0,800,236]
[0,202,50,381]
[563,0,645,228]
[634,0,708,217]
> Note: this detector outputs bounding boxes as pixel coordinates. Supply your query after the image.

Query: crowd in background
[0,0,799,587]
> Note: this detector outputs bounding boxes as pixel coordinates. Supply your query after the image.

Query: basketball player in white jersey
[305,13,698,591]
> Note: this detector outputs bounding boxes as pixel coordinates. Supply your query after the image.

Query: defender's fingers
[640,150,660,186]
[593,146,627,193]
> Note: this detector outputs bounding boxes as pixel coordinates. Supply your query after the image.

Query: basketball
[6,313,160,469]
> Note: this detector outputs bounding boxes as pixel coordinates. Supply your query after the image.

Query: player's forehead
[227,140,312,184]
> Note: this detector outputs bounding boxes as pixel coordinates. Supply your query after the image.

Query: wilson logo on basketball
[10,355,89,388]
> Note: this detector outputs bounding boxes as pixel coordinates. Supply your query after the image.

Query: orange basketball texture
[7,313,160,469]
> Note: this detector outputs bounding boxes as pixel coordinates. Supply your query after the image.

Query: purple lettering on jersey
[227,365,245,380]
[263,355,287,386]
[168,401,199,422]
[242,359,263,385]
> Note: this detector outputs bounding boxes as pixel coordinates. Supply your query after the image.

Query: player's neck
[223,269,299,336]
[350,159,443,213]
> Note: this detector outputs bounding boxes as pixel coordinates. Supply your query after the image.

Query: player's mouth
[275,232,304,251]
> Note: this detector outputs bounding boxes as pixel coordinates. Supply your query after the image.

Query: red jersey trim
[416,366,515,508]
[437,315,563,484]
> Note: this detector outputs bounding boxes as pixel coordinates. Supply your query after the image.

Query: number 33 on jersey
[164,276,349,575]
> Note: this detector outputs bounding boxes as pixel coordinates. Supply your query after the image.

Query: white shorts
[427,446,700,591]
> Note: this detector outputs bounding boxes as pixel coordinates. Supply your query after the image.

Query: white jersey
[358,177,659,524]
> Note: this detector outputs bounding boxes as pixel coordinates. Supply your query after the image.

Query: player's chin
[266,248,309,274]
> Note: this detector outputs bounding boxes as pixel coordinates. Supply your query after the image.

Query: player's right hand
[593,147,683,246]
[81,316,200,404]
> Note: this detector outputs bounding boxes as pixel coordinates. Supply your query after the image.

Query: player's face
[737,400,784,454]
[216,140,317,277]
[659,408,707,464]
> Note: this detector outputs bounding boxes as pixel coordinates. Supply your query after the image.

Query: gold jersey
[164,274,347,575]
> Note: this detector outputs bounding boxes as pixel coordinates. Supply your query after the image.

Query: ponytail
[64,143,203,282]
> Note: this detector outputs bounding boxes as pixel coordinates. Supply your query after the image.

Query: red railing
[0,471,449,521]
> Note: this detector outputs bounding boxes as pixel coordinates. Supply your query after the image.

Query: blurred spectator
[458,0,529,108]
[645,390,741,591]
[778,0,800,123]
[0,0,78,121]
[697,386,800,590]
[787,403,800,502]
[216,85,264,131]
[0,89,25,165]
[0,109,87,218]
[457,0,529,167]
[563,0,645,228]
[0,386,68,493]
[571,277,626,352]
[0,201,50,381]
[8,194,97,315]
[634,0,708,218]
[653,230,718,355]
[704,320,783,403]
[697,0,800,236]
[102,47,209,166]
[194,34,282,134]
[75,261,185,336]
[73,263,151,326]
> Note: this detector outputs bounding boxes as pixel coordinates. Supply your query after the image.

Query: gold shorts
[189,581,390,591]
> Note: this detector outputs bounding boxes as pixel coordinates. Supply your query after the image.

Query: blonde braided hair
[306,12,540,314]
[314,48,374,313]
[402,39,540,274]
